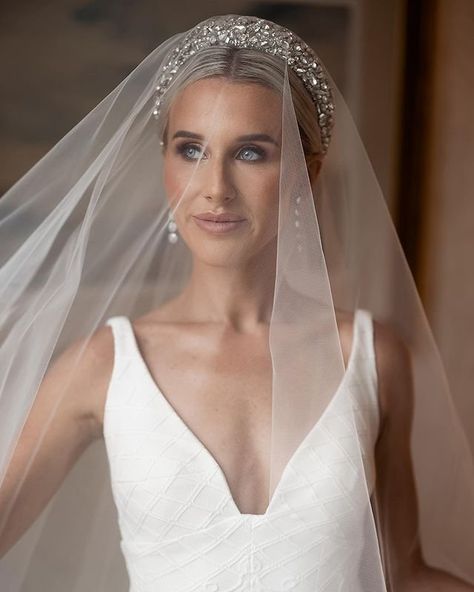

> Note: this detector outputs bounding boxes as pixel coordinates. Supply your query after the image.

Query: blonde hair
[156,46,323,160]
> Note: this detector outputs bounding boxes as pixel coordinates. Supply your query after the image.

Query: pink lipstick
[192,212,247,234]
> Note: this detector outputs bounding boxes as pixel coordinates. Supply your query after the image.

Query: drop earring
[295,195,303,253]
[167,212,178,244]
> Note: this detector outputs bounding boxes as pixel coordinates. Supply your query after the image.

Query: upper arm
[44,324,114,437]
[0,324,113,556]
[20,324,113,444]
[372,319,422,578]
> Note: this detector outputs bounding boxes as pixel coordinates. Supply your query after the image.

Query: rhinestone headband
[152,14,335,154]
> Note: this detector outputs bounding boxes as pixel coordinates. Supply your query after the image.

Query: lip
[193,212,246,222]
[192,215,247,235]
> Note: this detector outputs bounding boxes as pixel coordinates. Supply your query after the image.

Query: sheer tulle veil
[0,13,473,591]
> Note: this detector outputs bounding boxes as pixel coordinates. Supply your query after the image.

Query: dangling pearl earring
[295,195,303,253]
[167,212,178,244]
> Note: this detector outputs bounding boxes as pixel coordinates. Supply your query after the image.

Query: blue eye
[177,143,204,161]
[238,146,264,161]
[176,143,265,162]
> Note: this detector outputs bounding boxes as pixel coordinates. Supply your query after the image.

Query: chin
[192,245,251,268]
[181,228,274,268]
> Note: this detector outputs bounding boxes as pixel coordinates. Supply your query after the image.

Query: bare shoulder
[334,308,357,366]
[336,309,414,424]
[371,317,413,424]
[131,298,198,345]
[44,323,115,439]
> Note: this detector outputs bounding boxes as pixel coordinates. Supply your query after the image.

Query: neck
[177,239,277,334]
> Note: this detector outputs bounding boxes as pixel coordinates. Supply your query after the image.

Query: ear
[306,154,323,186]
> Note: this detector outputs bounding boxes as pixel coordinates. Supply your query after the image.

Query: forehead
[167,78,282,136]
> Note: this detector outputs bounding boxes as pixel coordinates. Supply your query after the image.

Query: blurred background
[0,0,472,447]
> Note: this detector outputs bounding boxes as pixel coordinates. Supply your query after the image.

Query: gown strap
[103,315,143,413]
[105,315,137,365]
[354,308,380,419]
[354,309,376,361]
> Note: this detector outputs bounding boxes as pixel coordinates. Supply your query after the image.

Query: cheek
[251,168,280,209]
[163,158,181,204]
[247,170,280,236]
[163,156,202,210]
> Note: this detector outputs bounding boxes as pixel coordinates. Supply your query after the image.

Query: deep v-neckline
[120,311,362,519]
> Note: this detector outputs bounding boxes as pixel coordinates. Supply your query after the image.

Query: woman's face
[163,77,282,268]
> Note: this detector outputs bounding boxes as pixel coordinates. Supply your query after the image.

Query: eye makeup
[174,142,267,163]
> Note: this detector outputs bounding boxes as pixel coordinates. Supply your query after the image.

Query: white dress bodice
[104,308,381,591]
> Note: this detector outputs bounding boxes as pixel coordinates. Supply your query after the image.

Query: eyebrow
[171,130,279,147]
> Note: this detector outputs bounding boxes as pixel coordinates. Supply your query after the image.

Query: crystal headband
[152,15,335,154]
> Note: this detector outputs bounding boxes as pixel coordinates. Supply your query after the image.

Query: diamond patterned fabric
[104,308,380,591]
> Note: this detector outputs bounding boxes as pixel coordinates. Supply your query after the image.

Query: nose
[200,155,236,203]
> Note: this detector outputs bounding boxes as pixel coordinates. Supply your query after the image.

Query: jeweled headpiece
[152,14,335,154]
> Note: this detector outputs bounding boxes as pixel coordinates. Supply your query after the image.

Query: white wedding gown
[104,308,380,591]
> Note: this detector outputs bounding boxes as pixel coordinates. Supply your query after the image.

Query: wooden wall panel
[420,0,474,448]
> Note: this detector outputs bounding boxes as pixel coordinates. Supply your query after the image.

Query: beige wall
[420,0,474,448]
[358,0,406,214]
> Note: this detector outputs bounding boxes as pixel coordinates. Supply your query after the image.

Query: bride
[0,14,473,592]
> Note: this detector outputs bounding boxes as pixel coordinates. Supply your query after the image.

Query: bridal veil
[0,14,473,591]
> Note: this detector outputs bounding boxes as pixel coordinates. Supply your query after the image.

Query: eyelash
[175,142,266,162]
